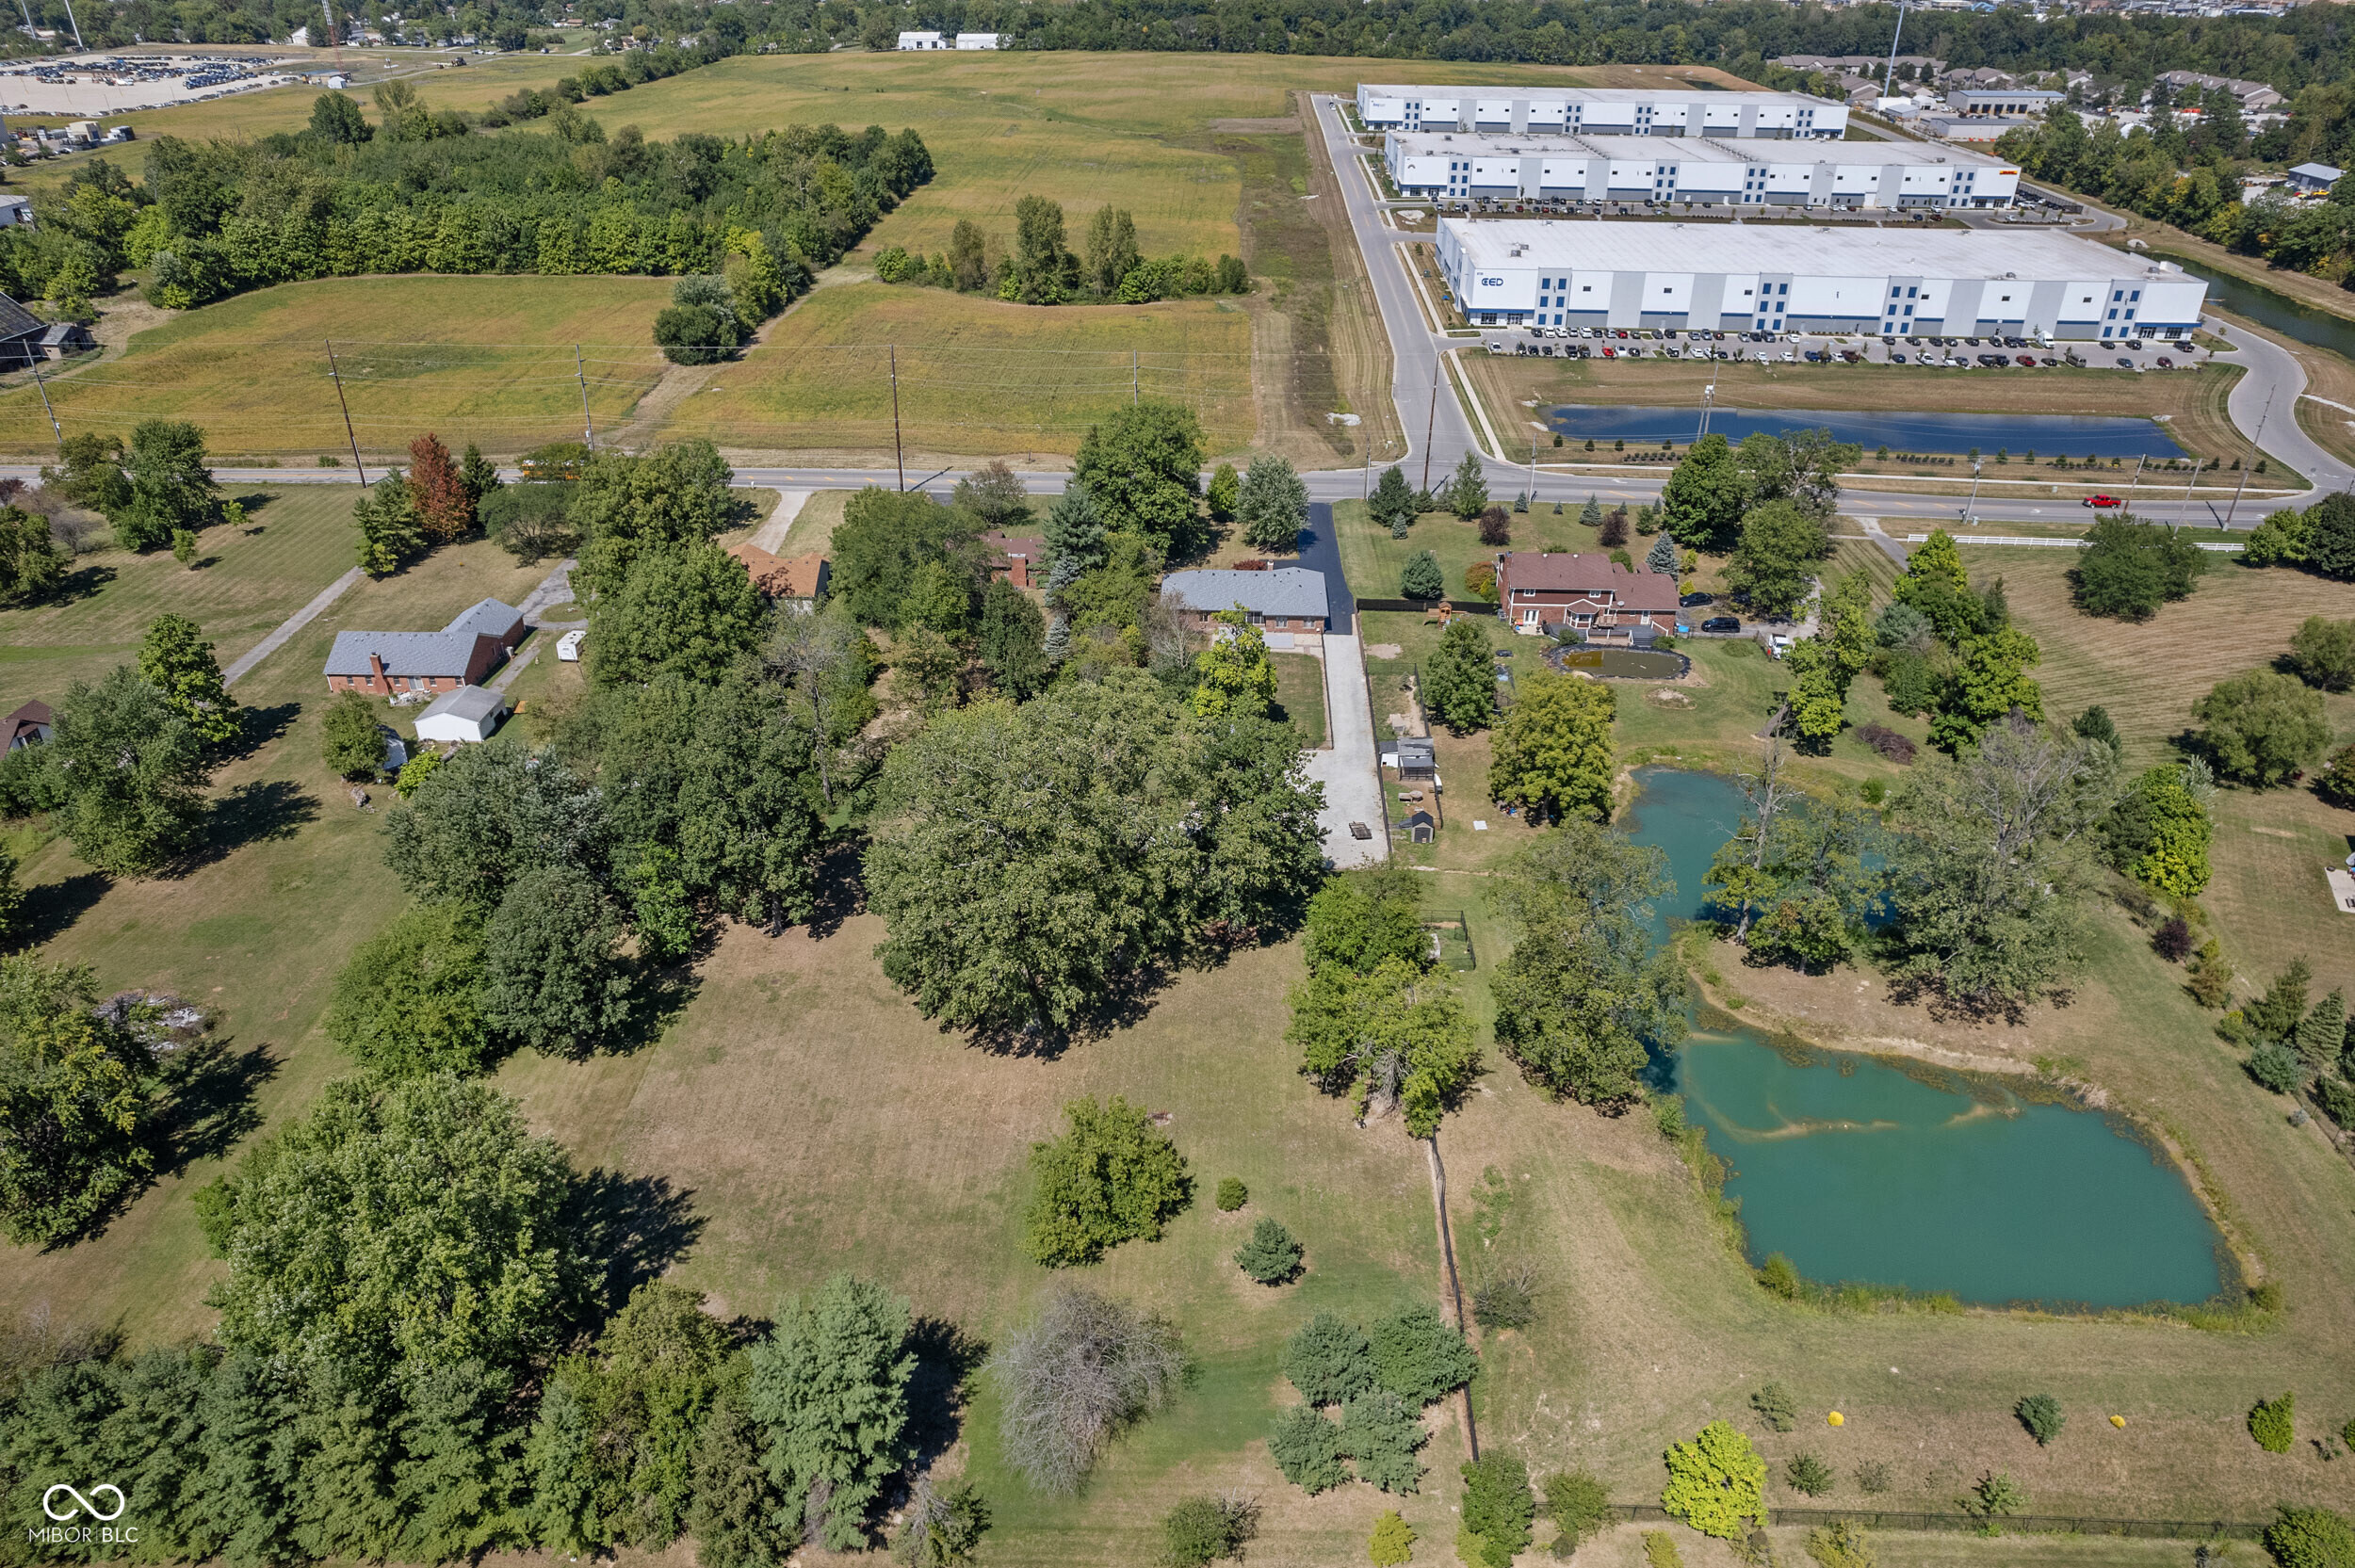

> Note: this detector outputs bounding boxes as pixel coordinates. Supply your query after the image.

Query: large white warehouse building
[1356,84,1847,139]
[1436,220,2208,340]
[1386,131,2019,209]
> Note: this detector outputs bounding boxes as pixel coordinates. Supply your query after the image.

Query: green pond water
[1620,768,2228,1309]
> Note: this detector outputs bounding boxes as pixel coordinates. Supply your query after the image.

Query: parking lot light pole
[1961,460,1983,526]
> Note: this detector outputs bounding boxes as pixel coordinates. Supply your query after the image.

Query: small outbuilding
[3,699,53,752]
[955,31,1000,48]
[413,686,508,745]
[2288,161,2345,195]
[38,321,94,360]
[897,29,945,48]
[1404,809,1437,845]
[557,629,585,663]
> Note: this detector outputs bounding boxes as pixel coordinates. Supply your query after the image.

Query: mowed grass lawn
[0,484,357,712]
[675,282,1257,459]
[0,276,674,461]
[0,537,555,1345]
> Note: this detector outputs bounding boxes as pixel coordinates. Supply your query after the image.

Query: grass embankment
[1458,353,2280,490]
[0,275,674,461]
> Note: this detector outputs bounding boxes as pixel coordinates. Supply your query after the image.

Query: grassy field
[1459,352,2281,490]
[1270,648,1327,749]
[669,282,1257,461]
[0,484,360,711]
[0,275,674,461]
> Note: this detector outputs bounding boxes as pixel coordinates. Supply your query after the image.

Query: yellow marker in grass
[2111,1414,2127,1428]
[1827,1412,1844,1427]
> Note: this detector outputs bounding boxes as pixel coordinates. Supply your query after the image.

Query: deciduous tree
[587,542,765,687]
[407,432,476,543]
[136,613,240,745]
[2290,615,2355,691]
[323,901,493,1075]
[1289,957,1478,1135]
[49,668,210,875]
[480,864,633,1058]
[992,1287,1184,1494]
[1072,401,1204,556]
[2071,514,2206,620]
[114,419,219,552]
[0,955,158,1245]
[2194,669,2330,785]
[1236,456,1308,554]
[1660,1420,1766,1542]
[0,503,66,606]
[1023,1095,1192,1268]
[1660,434,1747,553]
[570,441,737,600]
[321,688,389,778]
[1193,615,1278,722]
[1726,499,1827,620]
[1422,617,1496,733]
[1486,671,1614,824]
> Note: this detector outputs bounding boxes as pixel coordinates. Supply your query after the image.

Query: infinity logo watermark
[28,1483,136,1547]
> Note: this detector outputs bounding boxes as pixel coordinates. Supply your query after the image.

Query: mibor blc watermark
[28,1483,135,1548]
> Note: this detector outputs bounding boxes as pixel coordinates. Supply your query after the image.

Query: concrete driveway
[1295,501,1388,867]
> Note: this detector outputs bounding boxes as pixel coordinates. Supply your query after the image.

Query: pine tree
[460,442,502,504]
[1580,494,1602,528]
[395,1360,528,1562]
[2298,988,2347,1075]
[353,473,425,575]
[1044,483,1106,596]
[746,1274,917,1551]
[1370,465,1417,540]
[1647,533,1678,576]
[1447,453,1488,520]
[690,1382,798,1568]
[409,432,476,543]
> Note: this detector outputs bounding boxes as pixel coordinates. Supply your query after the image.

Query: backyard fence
[1602,1503,2266,1541]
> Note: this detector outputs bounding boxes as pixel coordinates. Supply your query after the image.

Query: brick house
[323,598,526,695]
[1158,568,1330,649]
[982,530,1048,590]
[1492,552,1680,641]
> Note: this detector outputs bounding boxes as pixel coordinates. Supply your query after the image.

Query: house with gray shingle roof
[325,598,525,697]
[0,293,48,372]
[1159,568,1329,647]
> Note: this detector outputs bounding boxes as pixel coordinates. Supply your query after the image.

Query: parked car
[2015,354,2038,367]
[2116,357,2135,368]
[1680,591,1714,607]
[2082,493,2122,508]
[1700,616,1741,633]
[1891,352,1908,364]
[2156,355,2174,368]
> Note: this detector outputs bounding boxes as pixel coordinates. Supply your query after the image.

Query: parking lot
[1486,325,2203,375]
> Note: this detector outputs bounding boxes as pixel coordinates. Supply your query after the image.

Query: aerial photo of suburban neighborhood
[5,0,2355,1562]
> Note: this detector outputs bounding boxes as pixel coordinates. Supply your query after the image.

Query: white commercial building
[896,29,946,48]
[1385,131,2019,208]
[1437,219,2207,340]
[954,31,1001,48]
[1356,83,1847,139]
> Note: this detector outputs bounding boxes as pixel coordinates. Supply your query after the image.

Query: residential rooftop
[1160,567,1329,621]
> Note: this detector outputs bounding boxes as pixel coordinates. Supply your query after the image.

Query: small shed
[557,629,585,663]
[1404,809,1437,845]
[414,686,507,745]
[1395,738,1437,781]
[38,321,94,360]
[2288,161,2344,194]
[3,699,53,752]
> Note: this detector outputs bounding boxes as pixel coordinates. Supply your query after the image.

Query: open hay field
[0,483,357,711]
[1460,352,2276,486]
[0,275,674,461]
[671,281,1257,461]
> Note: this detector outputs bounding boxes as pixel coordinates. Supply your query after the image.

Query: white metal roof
[1361,83,1833,107]
[1389,131,2006,169]
[1443,220,2180,281]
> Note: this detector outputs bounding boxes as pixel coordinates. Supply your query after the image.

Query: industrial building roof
[1361,83,1831,105]
[1444,220,2185,281]
[1388,131,2006,169]
[1160,568,1329,622]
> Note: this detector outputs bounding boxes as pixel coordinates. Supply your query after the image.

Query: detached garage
[414,687,507,745]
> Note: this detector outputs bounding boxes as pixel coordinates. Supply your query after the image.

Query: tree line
[874,196,1248,306]
[0,96,930,322]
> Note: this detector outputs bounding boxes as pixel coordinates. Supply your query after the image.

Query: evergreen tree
[460,442,502,504]
[979,577,1050,698]
[1647,532,1678,576]
[136,612,241,745]
[1400,549,1445,600]
[689,1381,799,1568]
[353,472,426,575]
[1043,482,1107,595]
[747,1274,917,1551]
[1579,494,1602,528]
[1446,453,1487,521]
[1206,461,1240,524]
[1236,456,1309,554]
[1369,465,1417,539]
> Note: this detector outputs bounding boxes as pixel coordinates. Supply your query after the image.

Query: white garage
[414,686,507,745]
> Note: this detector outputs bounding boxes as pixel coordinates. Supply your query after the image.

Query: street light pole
[2226,385,2276,532]
[1421,351,1441,493]
[2179,457,2202,519]
[1961,460,1982,525]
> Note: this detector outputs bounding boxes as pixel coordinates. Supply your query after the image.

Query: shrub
[1023,1096,1192,1267]
[1368,1302,1478,1405]
[1471,1264,1538,1331]
[2248,1041,2305,1095]
[1854,1460,1891,1495]
[1478,506,1511,546]
[1464,560,1499,602]
[1806,1519,1876,1568]
[1661,1420,1766,1540]
[2264,1506,2355,1568]
[1267,1405,1349,1493]
[1855,722,1917,764]
[1284,1313,1377,1406]
[2250,1390,2297,1453]
[1750,1382,1798,1431]
[2314,1075,2355,1130]
[1643,1531,1684,1568]
[1600,508,1631,547]
[1401,550,1445,601]
[1215,1175,1247,1211]
[1163,1493,1259,1567]
[1460,1450,1535,1568]
[320,688,388,778]
[1758,1254,1802,1300]
[1543,1468,1611,1547]
[993,1287,1186,1494]
[2319,743,2355,808]
[2289,615,2355,691]
[2015,1392,2065,1447]
[1368,1510,1417,1566]
[1234,1216,1304,1285]
[2153,916,2195,962]
[1785,1450,1834,1496]
[1963,1470,2025,1517]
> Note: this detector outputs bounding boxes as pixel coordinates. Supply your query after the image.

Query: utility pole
[27,358,63,460]
[1420,352,1440,493]
[2179,456,2202,520]
[575,345,593,450]
[1528,430,1537,509]
[56,0,83,52]
[1961,459,1982,525]
[2125,451,2145,511]
[324,340,366,484]
[1697,379,1716,441]
[2226,385,2276,532]
[889,345,905,493]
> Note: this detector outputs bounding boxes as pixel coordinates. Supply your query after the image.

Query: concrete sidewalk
[220,567,365,687]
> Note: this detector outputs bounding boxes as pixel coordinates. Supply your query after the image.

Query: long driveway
[1293,502,1387,867]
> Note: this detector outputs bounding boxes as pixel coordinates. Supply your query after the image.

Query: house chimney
[369,652,388,693]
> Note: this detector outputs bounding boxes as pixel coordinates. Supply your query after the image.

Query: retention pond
[1620,768,2228,1309]
[1545,404,2186,460]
